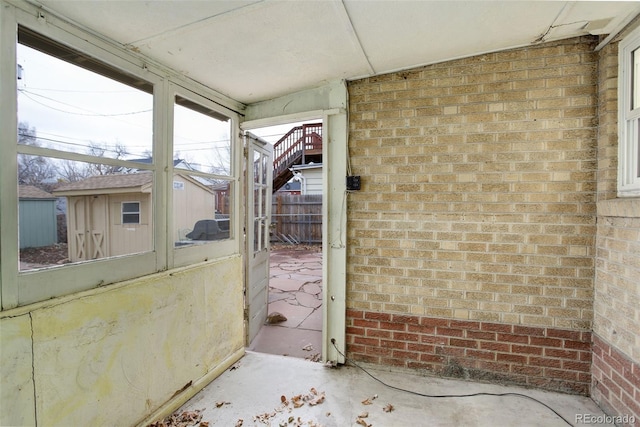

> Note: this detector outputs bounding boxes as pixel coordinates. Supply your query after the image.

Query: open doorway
[245,120,325,361]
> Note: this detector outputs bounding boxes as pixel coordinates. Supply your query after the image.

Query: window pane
[173,96,232,176]
[19,158,154,271]
[17,44,153,159]
[174,176,232,247]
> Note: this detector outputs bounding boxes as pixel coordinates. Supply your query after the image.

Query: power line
[19,89,152,117]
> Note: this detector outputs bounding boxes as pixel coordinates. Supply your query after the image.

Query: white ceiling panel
[26,0,640,104]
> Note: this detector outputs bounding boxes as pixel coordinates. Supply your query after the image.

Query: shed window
[122,202,141,224]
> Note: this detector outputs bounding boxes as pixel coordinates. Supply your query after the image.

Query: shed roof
[53,173,153,196]
[18,185,55,200]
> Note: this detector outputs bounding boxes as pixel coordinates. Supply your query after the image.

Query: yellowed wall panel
[0,315,36,427]
[1,256,242,427]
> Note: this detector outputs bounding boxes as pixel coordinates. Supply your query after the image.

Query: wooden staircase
[272,123,322,192]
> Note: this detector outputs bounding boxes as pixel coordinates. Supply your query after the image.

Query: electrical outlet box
[346,175,361,191]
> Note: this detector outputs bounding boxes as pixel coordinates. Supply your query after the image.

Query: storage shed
[54,172,215,262]
[18,185,57,249]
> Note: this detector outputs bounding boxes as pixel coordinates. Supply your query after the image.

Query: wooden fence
[271,194,322,244]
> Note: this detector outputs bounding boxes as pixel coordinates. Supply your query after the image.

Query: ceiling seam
[125,0,267,46]
[336,0,375,76]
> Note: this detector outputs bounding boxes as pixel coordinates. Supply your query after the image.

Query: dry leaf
[199,422,209,427]
[302,344,314,351]
[234,420,243,427]
[362,394,378,405]
[356,418,372,427]
[308,391,325,406]
[383,403,394,413]
[358,411,369,418]
[280,395,288,404]
[215,401,230,408]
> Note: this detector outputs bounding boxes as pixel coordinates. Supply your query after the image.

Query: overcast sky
[17,43,316,171]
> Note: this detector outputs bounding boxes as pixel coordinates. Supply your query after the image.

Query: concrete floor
[172,248,614,427]
[177,351,613,426]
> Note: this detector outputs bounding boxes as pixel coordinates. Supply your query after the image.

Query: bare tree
[17,122,57,188]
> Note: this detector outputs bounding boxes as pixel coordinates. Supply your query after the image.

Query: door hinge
[243,308,249,321]
[243,147,248,158]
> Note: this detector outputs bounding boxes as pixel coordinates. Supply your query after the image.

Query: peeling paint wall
[0,256,244,427]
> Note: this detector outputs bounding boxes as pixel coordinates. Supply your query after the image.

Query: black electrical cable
[330,339,573,427]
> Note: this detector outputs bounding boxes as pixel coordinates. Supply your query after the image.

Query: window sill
[597,197,640,218]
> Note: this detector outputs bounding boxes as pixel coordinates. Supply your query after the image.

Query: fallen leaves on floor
[383,403,394,413]
[235,419,243,427]
[148,409,206,427]
[305,353,321,362]
[252,387,326,426]
[361,394,378,405]
[302,344,314,351]
[215,401,231,408]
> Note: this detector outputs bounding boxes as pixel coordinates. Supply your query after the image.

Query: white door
[245,133,273,344]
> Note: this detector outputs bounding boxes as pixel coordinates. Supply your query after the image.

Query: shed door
[245,133,273,344]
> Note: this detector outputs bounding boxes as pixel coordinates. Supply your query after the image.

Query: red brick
[450,320,481,330]
[621,392,640,417]
[579,351,591,362]
[530,337,563,347]
[366,329,391,338]
[480,341,510,352]
[562,360,590,372]
[393,332,420,342]
[497,333,528,344]
[366,346,393,357]
[346,326,365,336]
[513,325,545,337]
[407,343,435,353]
[477,360,511,372]
[347,309,364,319]
[450,338,478,349]
[466,330,496,341]
[564,340,591,351]
[437,327,465,337]
[421,317,450,327]
[611,371,635,397]
[610,351,634,376]
[391,314,420,324]
[392,350,420,360]
[422,335,448,345]
[346,343,365,354]
[408,324,436,334]
[439,347,465,357]
[481,322,513,333]
[512,344,543,355]
[497,353,527,364]
[379,321,407,331]
[512,364,543,376]
[530,356,562,368]
[546,328,582,340]
[466,349,496,360]
[353,319,380,329]
[365,312,392,321]
[380,339,406,350]
[601,376,622,397]
[545,368,578,381]
[354,336,380,346]
[544,348,579,360]
[420,353,445,363]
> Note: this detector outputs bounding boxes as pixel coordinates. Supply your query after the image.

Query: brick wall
[592,37,640,425]
[346,36,599,394]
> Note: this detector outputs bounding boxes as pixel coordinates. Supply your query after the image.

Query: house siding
[346,36,599,394]
[592,37,640,425]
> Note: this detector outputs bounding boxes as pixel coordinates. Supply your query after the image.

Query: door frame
[241,107,347,363]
